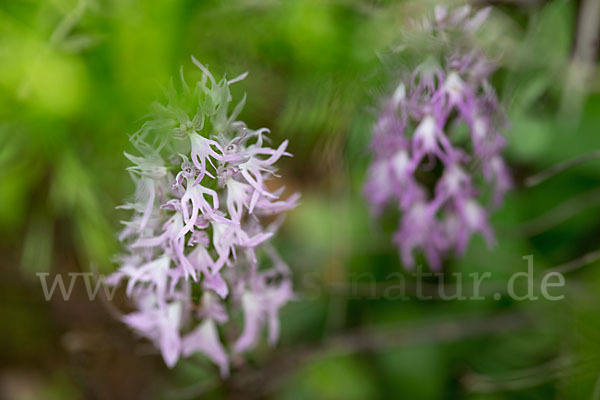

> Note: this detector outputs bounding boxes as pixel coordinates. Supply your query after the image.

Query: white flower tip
[464,200,484,228]
[415,115,437,146]
[228,71,248,85]
[392,83,406,107]
[473,117,486,138]
[434,5,448,23]
[191,56,216,85]
[466,7,492,32]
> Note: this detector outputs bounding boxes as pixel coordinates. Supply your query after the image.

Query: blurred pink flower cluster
[364,6,511,269]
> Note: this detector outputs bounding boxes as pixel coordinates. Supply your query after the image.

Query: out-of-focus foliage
[1,0,600,399]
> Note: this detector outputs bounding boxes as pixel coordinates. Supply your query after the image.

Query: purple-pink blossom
[364,5,511,270]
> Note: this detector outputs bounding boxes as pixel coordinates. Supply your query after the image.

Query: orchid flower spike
[111,58,299,375]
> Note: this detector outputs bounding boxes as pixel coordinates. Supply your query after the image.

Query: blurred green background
[1,0,600,399]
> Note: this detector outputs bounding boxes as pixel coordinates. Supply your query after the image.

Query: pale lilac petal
[233,291,263,353]
[204,272,229,299]
[182,320,229,377]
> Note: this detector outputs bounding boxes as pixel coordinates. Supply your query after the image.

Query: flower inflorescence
[364,6,511,270]
[110,57,299,376]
